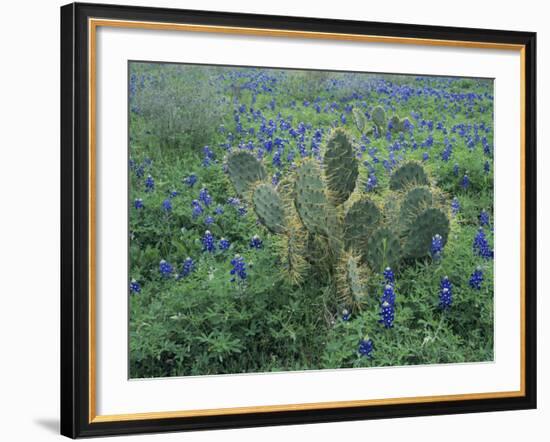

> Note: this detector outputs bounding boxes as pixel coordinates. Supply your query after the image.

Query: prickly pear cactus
[252,183,287,234]
[344,198,381,251]
[337,252,368,312]
[399,187,433,226]
[225,115,452,313]
[324,128,358,206]
[366,227,402,273]
[227,150,267,195]
[352,108,369,134]
[294,160,334,236]
[403,208,450,258]
[389,161,429,191]
[372,106,386,133]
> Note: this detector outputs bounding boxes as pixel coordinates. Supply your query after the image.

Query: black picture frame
[61,2,537,438]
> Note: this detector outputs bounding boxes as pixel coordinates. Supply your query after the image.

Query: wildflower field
[128,62,494,379]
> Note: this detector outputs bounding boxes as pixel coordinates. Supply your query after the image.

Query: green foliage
[372,105,386,132]
[403,208,450,258]
[366,227,402,273]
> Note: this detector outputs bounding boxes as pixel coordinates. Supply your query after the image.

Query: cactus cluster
[366,105,410,135]
[226,127,450,312]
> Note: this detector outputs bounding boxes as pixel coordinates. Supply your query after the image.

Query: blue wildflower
[202,146,214,167]
[238,206,247,217]
[204,215,214,225]
[202,230,216,253]
[134,198,144,209]
[249,235,263,249]
[461,174,470,190]
[199,188,212,206]
[473,228,494,259]
[191,199,203,218]
[230,254,247,282]
[422,152,429,162]
[159,259,173,278]
[219,237,230,250]
[214,205,224,215]
[177,257,195,279]
[130,279,141,294]
[342,309,351,321]
[451,197,460,216]
[161,198,172,212]
[431,234,443,260]
[145,174,155,192]
[453,163,459,177]
[169,190,178,198]
[365,172,377,192]
[439,276,452,309]
[379,284,396,328]
[479,210,490,226]
[469,266,484,290]
[484,160,491,174]
[383,267,394,284]
[358,338,374,358]
[184,174,197,187]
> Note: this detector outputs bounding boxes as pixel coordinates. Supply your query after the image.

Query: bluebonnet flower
[202,146,214,167]
[169,190,178,198]
[238,206,247,217]
[365,172,377,192]
[479,210,490,226]
[249,235,263,249]
[219,237,230,250]
[441,146,452,162]
[379,284,396,328]
[358,338,374,358]
[431,234,443,260]
[184,174,197,187]
[272,149,282,168]
[130,279,141,294]
[383,267,395,284]
[451,197,460,216]
[134,164,145,178]
[340,114,347,125]
[227,197,241,207]
[214,205,224,215]
[159,259,173,278]
[461,174,470,190]
[469,266,484,289]
[484,160,491,174]
[342,309,351,321]
[134,198,144,210]
[439,276,452,309]
[199,188,212,206]
[272,172,281,186]
[162,198,172,212]
[204,215,214,225]
[453,163,459,177]
[422,152,429,162]
[177,257,195,279]
[473,228,494,259]
[230,254,247,282]
[191,199,203,218]
[145,175,155,192]
[202,230,216,253]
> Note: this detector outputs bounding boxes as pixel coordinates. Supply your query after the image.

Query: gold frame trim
[88,18,527,424]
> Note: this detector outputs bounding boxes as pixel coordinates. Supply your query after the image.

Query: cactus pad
[400,187,433,226]
[403,208,450,258]
[366,227,402,273]
[252,183,286,234]
[324,128,358,206]
[372,106,386,131]
[294,160,333,236]
[337,252,369,312]
[344,198,381,251]
[389,115,401,132]
[227,150,267,196]
[352,108,368,133]
[389,161,429,191]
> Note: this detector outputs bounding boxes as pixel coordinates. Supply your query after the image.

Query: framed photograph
[60,2,537,438]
